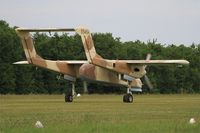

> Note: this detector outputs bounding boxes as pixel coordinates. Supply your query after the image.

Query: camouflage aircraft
[14,27,189,103]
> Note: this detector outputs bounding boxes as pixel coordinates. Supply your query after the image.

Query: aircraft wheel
[123,94,127,102]
[123,94,133,103]
[127,94,133,103]
[65,94,73,102]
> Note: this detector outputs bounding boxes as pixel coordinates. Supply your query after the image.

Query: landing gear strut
[65,82,76,102]
[123,85,133,103]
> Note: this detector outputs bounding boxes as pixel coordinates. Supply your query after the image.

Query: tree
[0,20,200,94]
[0,20,21,94]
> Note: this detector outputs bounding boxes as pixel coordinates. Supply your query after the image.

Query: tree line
[0,20,200,94]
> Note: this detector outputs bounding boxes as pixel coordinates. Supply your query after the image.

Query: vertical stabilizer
[15,28,76,76]
[15,29,38,63]
[75,27,103,63]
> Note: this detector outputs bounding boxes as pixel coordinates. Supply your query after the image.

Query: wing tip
[179,60,190,65]
[13,61,29,65]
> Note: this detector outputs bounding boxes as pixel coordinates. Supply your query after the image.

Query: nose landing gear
[123,93,133,103]
[123,85,133,103]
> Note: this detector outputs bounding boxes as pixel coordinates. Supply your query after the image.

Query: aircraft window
[113,63,115,68]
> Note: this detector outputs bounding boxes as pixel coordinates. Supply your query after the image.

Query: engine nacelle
[79,64,96,80]
[129,65,146,78]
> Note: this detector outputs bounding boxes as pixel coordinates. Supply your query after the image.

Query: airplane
[14,26,189,103]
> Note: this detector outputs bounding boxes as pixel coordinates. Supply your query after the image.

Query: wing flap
[56,60,88,64]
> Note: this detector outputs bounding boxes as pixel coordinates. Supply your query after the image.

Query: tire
[123,94,133,103]
[123,94,127,102]
[127,94,133,103]
[65,94,73,102]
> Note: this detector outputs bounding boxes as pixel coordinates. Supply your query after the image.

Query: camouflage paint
[15,26,189,90]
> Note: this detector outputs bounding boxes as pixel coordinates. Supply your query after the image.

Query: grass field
[0,94,200,133]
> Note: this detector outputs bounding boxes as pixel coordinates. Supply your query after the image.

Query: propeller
[144,75,153,90]
[144,53,153,90]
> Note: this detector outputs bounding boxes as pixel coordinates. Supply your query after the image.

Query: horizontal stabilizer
[16,28,75,32]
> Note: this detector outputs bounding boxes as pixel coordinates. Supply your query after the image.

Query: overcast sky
[1,0,200,45]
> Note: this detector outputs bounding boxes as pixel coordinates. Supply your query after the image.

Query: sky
[0,0,200,45]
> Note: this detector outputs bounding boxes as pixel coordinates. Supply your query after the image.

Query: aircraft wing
[13,60,88,65]
[118,60,189,65]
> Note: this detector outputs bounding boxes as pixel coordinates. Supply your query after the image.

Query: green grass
[0,94,200,133]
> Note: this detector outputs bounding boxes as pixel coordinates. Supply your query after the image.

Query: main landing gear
[65,94,73,102]
[123,86,133,103]
[65,82,75,102]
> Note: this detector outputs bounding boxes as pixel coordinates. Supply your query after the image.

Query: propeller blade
[144,75,153,90]
[146,53,152,60]
[144,53,152,68]
[144,53,153,90]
